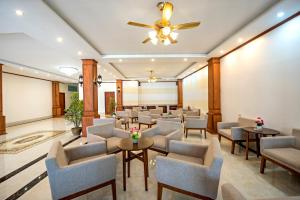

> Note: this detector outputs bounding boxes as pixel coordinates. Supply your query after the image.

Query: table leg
[255,134,260,158]
[246,132,249,160]
[143,149,148,191]
[122,150,126,191]
[145,149,149,177]
[128,151,131,177]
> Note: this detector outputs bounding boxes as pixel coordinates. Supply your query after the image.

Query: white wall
[183,67,208,113]
[3,73,52,125]
[123,81,139,106]
[220,16,300,133]
[139,82,177,105]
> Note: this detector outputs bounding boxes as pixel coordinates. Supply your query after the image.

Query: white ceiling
[1,0,298,82]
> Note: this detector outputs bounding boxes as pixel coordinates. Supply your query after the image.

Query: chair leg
[185,129,188,138]
[157,182,163,200]
[231,141,235,154]
[111,179,117,200]
[204,129,207,139]
[218,134,221,142]
[139,123,141,129]
[260,157,266,174]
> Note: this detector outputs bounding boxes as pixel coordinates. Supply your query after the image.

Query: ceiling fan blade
[168,36,178,44]
[172,22,200,30]
[128,21,154,28]
[142,37,151,44]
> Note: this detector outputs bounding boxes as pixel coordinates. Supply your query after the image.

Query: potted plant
[109,98,116,117]
[65,92,83,135]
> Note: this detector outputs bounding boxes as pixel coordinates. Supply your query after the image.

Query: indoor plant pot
[71,127,82,135]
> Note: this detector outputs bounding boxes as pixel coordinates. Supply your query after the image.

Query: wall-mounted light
[95,74,102,87]
[117,86,121,93]
[78,75,83,86]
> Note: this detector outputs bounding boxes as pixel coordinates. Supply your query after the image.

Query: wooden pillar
[0,64,6,134]
[207,57,222,133]
[52,81,61,117]
[82,59,97,137]
[116,79,123,111]
[177,79,183,108]
[93,65,100,118]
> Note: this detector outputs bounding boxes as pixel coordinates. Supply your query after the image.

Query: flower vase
[132,132,139,144]
[256,125,263,131]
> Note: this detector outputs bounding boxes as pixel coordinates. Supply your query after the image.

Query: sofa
[156,138,223,200]
[217,117,256,154]
[260,128,300,175]
[45,141,117,200]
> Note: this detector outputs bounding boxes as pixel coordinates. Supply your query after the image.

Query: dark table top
[118,137,154,151]
[242,127,280,136]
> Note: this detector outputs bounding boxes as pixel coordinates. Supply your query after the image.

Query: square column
[52,81,61,117]
[82,59,98,137]
[207,57,222,133]
[177,79,183,108]
[0,64,6,134]
[116,80,123,111]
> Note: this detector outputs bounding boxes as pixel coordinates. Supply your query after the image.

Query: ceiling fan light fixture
[162,27,171,36]
[162,2,173,21]
[148,30,157,39]
[151,38,158,45]
[163,38,171,46]
[170,32,178,40]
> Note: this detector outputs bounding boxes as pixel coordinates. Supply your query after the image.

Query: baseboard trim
[6,116,53,127]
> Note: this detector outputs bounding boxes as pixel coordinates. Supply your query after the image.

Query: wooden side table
[118,137,154,191]
[242,127,280,160]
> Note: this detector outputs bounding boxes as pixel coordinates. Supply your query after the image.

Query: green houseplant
[109,97,116,116]
[65,92,83,135]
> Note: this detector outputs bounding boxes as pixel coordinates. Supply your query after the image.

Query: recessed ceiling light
[220,50,224,54]
[56,37,63,43]
[151,58,155,62]
[59,66,78,76]
[238,38,243,43]
[277,12,284,18]
[77,51,82,55]
[15,10,23,16]
[119,59,123,62]
[183,58,188,62]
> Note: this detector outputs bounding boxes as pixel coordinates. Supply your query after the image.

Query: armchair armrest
[166,129,184,151]
[217,122,239,130]
[113,128,130,138]
[87,133,106,144]
[141,127,158,138]
[260,136,296,152]
[169,140,208,158]
[65,142,106,161]
[231,127,245,140]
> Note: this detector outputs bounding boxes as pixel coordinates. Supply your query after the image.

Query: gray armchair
[183,109,200,121]
[260,128,300,175]
[93,118,122,129]
[217,117,256,154]
[125,108,138,123]
[138,111,157,129]
[116,111,130,129]
[156,138,223,200]
[170,109,183,121]
[141,120,183,154]
[87,123,130,154]
[45,141,117,200]
[184,114,208,138]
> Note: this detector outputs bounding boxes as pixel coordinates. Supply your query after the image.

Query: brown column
[207,57,222,133]
[52,81,61,117]
[177,79,183,108]
[0,64,6,134]
[116,79,123,111]
[82,59,97,137]
[93,65,100,118]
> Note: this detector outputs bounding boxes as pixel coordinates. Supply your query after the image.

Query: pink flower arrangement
[130,127,139,133]
[255,117,264,126]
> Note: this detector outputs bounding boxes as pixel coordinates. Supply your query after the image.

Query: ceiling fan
[127,1,200,45]
[148,70,160,83]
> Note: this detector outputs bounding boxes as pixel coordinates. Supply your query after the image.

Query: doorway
[105,92,115,115]
[59,92,65,115]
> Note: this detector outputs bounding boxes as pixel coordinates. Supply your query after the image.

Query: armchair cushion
[65,142,106,161]
[218,129,232,139]
[169,140,208,158]
[87,124,113,138]
[168,153,204,165]
[107,137,122,153]
[262,148,300,172]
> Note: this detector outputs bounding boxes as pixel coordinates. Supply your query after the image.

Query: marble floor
[0,118,300,200]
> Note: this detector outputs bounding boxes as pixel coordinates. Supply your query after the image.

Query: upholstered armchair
[125,108,138,123]
[158,117,182,123]
[138,111,157,129]
[149,108,163,119]
[87,123,130,154]
[184,114,208,138]
[170,109,183,121]
[156,138,223,200]
[217,117,256,154]
[93,118,122,129]
[141,120,183,154]
[45,141,117,200]
[260,128,300,175]
[116,111,130,129]
[183,109,200,121]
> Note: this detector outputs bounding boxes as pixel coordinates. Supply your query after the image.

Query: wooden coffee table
[118,137,154,191]
[242,127,280,160]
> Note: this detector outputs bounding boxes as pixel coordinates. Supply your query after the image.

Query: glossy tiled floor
[1,118,300,200]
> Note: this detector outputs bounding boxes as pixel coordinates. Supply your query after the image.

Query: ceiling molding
[102,54,207,59]
[108,62,126,78]
[175,62,197,78]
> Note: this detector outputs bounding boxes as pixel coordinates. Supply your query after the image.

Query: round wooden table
[242,127,280,160]
[118,137,154,191]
